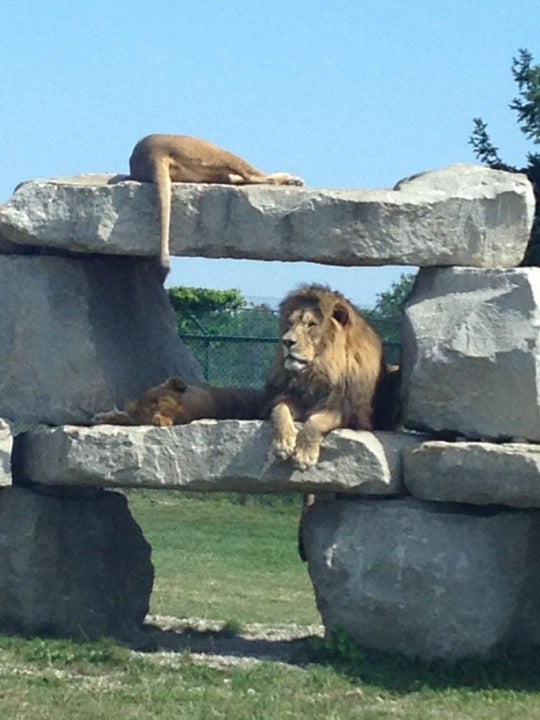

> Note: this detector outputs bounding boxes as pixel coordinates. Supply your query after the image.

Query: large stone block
[401,267,540,440]
[13,421,420,494]
[302,497,540,659]
[0,165,533,267]
[0,255,201,425]
[0,486,153,639]
[0,420,12,486]
[404,440,540,508]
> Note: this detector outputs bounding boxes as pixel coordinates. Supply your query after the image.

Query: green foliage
[168,285,279,338]
[168,284,279,387]
[167,286,247,334]
[364,272,416,363]
[125,491,315,625]
[469,48,540,264]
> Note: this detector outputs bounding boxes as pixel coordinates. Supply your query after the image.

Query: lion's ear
[164,376,188,393]
[332,302,350,326]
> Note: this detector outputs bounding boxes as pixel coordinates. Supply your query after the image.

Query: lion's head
[267,285,386,421]
[125,376,193,426]
[276,286,364,377]
[94,376,269,427]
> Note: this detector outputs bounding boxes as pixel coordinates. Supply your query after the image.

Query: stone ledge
[404,440,540,507]
[0,164,533,267]
[0,420,12,486]
[13,421,422,494]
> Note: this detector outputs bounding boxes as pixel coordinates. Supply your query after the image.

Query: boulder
[0,165,533,268]
[302,497,540,659]
[0,485,153,639]
[404,440,540,508]
[13,421,420,494]
[0,255,201,425]
[0,420,12,486]
[401,267,540,441]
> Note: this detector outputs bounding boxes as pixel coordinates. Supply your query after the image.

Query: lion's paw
[293,446,320,472]
[292,432,321,471]
[272,432,297,461]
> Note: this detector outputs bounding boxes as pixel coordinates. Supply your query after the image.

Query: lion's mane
[266,284,393,433]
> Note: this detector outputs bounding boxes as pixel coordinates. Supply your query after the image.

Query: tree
[167,285,279,337]
[365,272,416,364]
[469,48,540,263]
[167,286,247,334]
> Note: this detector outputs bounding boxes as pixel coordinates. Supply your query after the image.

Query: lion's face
[279,298,350,374]
[126,376,190,426]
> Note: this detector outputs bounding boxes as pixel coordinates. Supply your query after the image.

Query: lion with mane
[94,284,398,463]
[266,283,395,471]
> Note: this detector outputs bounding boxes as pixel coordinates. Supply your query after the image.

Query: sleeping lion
[93,376,268,427]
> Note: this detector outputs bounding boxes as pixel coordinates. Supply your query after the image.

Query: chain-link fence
[180,314,402,387]
[180,334,278,387]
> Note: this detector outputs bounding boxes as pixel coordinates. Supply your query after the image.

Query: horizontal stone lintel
[0,164,534,268]
[13,421,422,494]
[404,439,540,508]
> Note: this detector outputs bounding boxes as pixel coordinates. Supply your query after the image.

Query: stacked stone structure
[0,163,538,658]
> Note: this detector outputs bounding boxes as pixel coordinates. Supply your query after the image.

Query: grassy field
[2,491,540,719]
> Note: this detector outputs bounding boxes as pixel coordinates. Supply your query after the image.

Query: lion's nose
[282,338,295,349]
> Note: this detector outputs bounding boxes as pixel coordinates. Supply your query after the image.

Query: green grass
[2,491,540,719]
[127,491,319,624]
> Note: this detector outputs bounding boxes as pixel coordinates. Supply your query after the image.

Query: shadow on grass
[132,619,540,693]
[134,619,322,666]
[302,636,540,694]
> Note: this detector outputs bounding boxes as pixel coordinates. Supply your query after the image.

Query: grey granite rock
[0,255,201,425]
[13,421,420,494]
[404,440,540,508]
[0,486,153,639]
[401,267,540,441]
[0,164,533,267]
[302,496,540,659]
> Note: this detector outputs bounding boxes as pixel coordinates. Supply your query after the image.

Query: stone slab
[404,440,540,508]
[0,420,12,486]
[13,421,421,494]
[0,255,201,425]
[0,164,533,267]
[401,267,540,441]
[303,496,540,659]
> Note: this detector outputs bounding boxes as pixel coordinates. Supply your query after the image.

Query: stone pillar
[0,485,154,640]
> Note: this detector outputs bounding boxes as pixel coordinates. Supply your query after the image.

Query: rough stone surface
[0,420,12,486]
[0,165,533,268]
[401,267,540,441]
[0,485,154,640]
[302,497,540,659]
[404,440,540,508]
[0,255,201,425]
[13,421,421,494]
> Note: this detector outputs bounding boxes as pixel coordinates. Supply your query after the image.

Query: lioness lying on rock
[93,376,269,427]
[129,134,304,278]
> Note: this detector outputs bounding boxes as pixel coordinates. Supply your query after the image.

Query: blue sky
[2,1,538,307]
